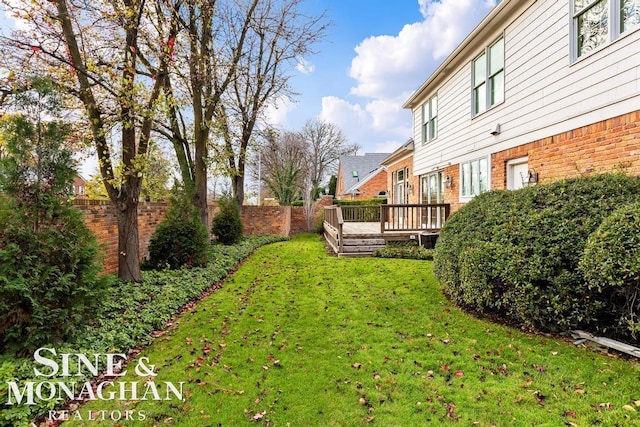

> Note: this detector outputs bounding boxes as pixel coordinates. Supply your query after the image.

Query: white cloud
[264,97,297,127]
[296,57,315,75]
[374,140,403,154]
[319,96,369,139]
[320,0,496,154]
[319,96,407,154]
[349,0,495,99]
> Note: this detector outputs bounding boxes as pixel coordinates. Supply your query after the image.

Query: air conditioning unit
[419,232,439,249]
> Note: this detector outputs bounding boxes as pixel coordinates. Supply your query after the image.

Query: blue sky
[268,0,497,155]
[1,0,497,176]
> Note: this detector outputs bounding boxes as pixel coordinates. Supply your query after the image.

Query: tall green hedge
[579,202,640,339]
[434,173,640,339]
[332,198,387,206]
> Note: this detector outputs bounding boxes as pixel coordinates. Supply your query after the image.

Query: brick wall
[76,196,331,274]
[73,199,169,274]
[241,206,290,235]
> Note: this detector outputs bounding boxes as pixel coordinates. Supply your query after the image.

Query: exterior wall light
[445,175,454,188]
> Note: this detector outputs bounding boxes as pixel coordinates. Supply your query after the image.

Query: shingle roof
[339,153,391,194]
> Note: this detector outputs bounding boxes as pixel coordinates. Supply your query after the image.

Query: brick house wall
[352,169,388,200]
[336,168,388,200]
[443,110,640,215]
[492,110,640,190]
[386,156,419,204]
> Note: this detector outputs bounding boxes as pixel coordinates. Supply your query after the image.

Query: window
[421,95,438,143]
[472,37,504,115]
[573,0,640,59]
[622,0,640,32]
[461,157,489,199]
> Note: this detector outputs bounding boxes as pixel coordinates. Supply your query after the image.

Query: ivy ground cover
[66,234,640,426]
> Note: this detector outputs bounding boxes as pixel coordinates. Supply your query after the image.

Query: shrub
[0,197,109,354]
[434,173,640,336]
[0,84,109,353]
[147,192,209,269]
[579,202,640,338]
[212,196,244,245]
[333,198,387,206]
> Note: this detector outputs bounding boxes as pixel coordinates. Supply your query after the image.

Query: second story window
[472,36,504,116]
[421,95,438,144]
[575,0,609,56]
[621,0,640,32]
[573,0,640,59]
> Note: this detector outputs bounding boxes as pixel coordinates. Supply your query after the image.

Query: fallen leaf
[623,405,637,412]
[252,411,266,421]
[352,362,362,369]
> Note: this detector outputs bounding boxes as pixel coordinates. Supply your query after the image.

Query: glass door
[421,171,445,228]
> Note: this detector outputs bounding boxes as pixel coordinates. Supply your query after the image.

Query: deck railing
[323,205,345,253]
[380,203,450,232]
[341,205,381,222]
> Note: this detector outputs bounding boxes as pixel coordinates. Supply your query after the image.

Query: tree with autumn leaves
[0,0,328,281]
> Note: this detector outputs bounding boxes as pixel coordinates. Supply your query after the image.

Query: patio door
[393,168,407,224]
[421,171,445,229]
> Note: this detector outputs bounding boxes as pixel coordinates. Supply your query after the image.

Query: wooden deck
[342,222,424,239]
[323,204,449,256]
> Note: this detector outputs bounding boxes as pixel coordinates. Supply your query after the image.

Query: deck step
[342,245,385,253]
[343,238,385,246]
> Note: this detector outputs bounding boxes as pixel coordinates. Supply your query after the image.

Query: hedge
[434,173,640,340]
[579,202,640,339]
[332,198,387,206]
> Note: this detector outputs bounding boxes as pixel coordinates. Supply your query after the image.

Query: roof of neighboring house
[380,139,414,167]
[339,153,391,195]
[344,166,386,195]
[403,0,525,109]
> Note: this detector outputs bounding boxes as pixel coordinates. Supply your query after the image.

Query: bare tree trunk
[194,136,209,227]
[116,198,141,282]
[233,175,245,208]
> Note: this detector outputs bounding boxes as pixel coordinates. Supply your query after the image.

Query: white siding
[413,0,640,176]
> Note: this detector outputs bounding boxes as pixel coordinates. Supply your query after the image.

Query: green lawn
[65,234,640,426]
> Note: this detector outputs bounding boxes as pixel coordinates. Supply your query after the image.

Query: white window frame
[571,0,640,61]
[506,157,529,190]
[472,36,504,116]
[460,156,490,201]
[421,94,438,144]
